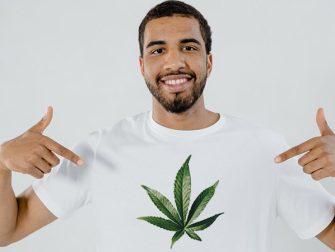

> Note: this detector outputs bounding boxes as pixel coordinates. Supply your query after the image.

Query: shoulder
[100,111,147,134]
[93,111,149,145]
[222,113,289,149]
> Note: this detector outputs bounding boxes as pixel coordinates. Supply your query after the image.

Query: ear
[207,53,213,76]
[139,56,144,76]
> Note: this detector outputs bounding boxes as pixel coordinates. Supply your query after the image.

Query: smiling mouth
[164,78,189,85]
[161,77,194,93]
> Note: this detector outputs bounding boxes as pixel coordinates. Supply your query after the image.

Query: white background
[0,0,334,251]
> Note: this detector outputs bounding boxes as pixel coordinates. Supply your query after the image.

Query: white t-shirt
[33,110,335,252]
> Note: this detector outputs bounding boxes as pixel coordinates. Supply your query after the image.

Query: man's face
[140,16,212,113]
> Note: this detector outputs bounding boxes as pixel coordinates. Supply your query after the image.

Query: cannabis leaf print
[137,155,224,248]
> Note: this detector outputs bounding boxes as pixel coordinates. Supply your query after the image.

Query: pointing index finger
[275,137,319,163]
[41,136,84,166]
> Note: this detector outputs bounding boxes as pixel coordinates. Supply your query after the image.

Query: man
[0,1,334,251]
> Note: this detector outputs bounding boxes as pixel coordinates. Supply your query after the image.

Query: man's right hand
[0,106,84,179]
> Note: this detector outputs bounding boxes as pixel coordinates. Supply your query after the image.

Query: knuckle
[52,158,60,166]
[26,131,40,141]
[324,155,331,163]
[33,169,44,179]
[19,165,28,174]
[312,136,319,142]
[298,158,304,166]
[293,146,301,153]
[26,166,35,174]
[39,135,47,142]
[28,170,37,178]
[311,173,319,180]
[58,148,66,156]
[42,162,51,170]
[44,168,51,174]
[31,174,38,179]
[319,137,327,144]
[36,134,44,141]
[26,155,36,164]
[33,145,44,154]
[317,146,324,153]
[319,145,328,153]
[32,155,40,163]
[303,165,311,174]
[36,173,44,179]
[316,147,323,155]
[49,161,57,168]
[50,159,59,167]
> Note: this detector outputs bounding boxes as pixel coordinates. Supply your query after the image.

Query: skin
[139,16,220,130]
[0,106,83,246]
[275,107,335,248]
[0,15,334,249]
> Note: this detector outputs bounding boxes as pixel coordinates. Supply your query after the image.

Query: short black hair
[138,0,212,57]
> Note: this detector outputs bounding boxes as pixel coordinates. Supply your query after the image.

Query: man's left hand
[275,108,335,181]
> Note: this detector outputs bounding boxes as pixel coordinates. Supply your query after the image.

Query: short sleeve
[32,130,101,219]
[275,143,335,239]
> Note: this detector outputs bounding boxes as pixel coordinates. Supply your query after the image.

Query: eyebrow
[145,38,201,49]
[179,38,201,45]
[146,40,166,49]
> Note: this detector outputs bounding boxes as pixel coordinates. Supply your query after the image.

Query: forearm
[322,217,335,250]
[0,167,18,246]
[316,216,335,250]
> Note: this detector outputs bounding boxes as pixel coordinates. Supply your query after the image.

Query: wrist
[0,162,10,178]
[0,167,11,178]
[0,143,8,172]
[0,147,11,183]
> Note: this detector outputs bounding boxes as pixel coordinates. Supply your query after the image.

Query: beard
[145,70,207,114]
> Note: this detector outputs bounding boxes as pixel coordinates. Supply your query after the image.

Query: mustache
[156,70,196,83]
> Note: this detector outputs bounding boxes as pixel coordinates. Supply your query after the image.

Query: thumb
[316,107,334,136]
[28,106,53,134]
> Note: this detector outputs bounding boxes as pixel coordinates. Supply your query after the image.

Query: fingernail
[274,156,281,163]
[77,159,84,166]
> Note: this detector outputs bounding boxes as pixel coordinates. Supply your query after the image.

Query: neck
[151,95,220,130]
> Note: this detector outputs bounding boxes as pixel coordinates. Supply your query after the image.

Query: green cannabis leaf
[137,155,224,249]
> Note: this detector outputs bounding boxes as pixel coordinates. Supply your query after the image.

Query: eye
[152,48,165,55]
[182,46,197,52]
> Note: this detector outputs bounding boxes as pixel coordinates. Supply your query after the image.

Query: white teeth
[165,78,188,85]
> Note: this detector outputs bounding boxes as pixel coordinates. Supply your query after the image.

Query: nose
[163,49,186,72]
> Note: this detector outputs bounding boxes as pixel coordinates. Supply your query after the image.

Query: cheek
[189,55,208,74]
[143,59,160,80]
[144,68,156,82]
[194,62,207,77]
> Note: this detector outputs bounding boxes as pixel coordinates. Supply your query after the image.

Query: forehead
[143,16,203,45]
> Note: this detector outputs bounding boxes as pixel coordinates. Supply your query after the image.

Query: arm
[0,167,56,246]
[0,106,83,246]
[275,108,335,249]
[316,216,335,250]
